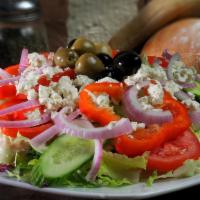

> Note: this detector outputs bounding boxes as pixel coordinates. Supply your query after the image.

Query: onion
[54,113,133,139]
[0,76,20,86]
[30,125,59,147]
[86,139,103,182]
[30,110,84,147]
[19,48,28,73]
[190,110,200,129]
[0,100,40,116]
[123,85,173,125]
[196,74,200,82]
[174,91,191,101]
[166,53,181,80]
[162,49,172,60]
[0,113,50,128]
[0,68,11,79]
[179,82,196,89]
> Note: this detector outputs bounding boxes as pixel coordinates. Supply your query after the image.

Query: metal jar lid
[0,0,41,22]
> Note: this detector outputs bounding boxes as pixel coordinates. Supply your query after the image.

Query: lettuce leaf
[147,158,200,186]
[98,151,148,183]
[185,81,200,102]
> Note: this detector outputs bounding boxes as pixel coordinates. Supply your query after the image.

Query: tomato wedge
[0,85,16,99]
[4,64,19,76]
[1,123,53,139]
[115,92,191,156]
[147,130,200,172]
[79,82,124,125]
[148,56,169,68]
[52,69,76,82]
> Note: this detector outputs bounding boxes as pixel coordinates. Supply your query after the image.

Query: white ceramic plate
[0,174,200,199]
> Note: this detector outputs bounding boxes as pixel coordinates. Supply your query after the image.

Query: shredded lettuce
[147,158,200,186]
[185,81,200,102]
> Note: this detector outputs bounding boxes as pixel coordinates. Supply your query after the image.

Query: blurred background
[0,0,145,67]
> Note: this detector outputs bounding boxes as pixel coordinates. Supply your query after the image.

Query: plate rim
[0,174,200,199]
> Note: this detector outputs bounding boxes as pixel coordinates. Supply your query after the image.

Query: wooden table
[0,0,199,199]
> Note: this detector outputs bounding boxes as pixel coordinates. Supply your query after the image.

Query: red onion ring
[54,113,133,139]
[162,49,172,60]
[190,110,200,129]
[0,100,40,116]
[0,113,50,128]
[19,48,29,73]
[30,125,59,147]
[123,84,173,125]
[179,82,196,89]
[86,139,103,182]
[0,68,11,79]
[0,76,20,86]
[174,91,191,101]
[30,110,85,147]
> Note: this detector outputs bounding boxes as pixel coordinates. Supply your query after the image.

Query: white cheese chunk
[42,66,63,78]
[25,108,41,120]
[97,77,119,83]
[147,82,164,105]
[28,53,47,68]
[164,80,182,98]
[73,75,94,88]
[182,99,200,111]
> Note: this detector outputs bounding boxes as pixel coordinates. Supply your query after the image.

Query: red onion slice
[190,110,200,129]
[0,113,50,128]
[54,113,133,139]
[86,139,103,182]
[31,110,85,147]
[174,91,191,101]
[30,125,59,147]
[123,85,173,125]
[0,68,11,79]
[179,82,196,89]
[19,48,29,73]
[166,53,181,80]
[0,76,20,86]
[0,100,40,116]
[162,49,172,60]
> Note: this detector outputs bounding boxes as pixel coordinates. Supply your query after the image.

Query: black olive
[96,53,113,66]
[67,38,76,48]
[96,66,123,81]
[113,51,141,76]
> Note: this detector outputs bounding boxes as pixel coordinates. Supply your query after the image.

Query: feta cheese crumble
[73,75,94,89]
[171,60,196,83]
[16,69,40,95]
[164,80,182,98]
[124,64,167,86]
[38,76,78,111]
[25,108,41,120]
[97,77,119,83]
[182,99,200,111]
[28,53,47,68]
[131,122,145,131]
[42,66,63,78]
[147,81,164,105]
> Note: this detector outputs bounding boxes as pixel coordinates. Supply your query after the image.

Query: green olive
[71,37,96,55]
[75,53,105,78]
[54,48,79,68]
[95,42,112,57]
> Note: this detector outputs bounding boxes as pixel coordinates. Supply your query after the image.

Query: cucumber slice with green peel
[38,135,94,179]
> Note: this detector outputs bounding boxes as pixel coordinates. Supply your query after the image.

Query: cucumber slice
[39,135,94,179]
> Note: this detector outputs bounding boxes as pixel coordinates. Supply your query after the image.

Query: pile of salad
[0,37,200,188]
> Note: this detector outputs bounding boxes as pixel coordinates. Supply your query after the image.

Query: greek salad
[0,38,200,188]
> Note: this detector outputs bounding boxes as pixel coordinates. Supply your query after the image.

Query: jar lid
[0,0,41,22]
